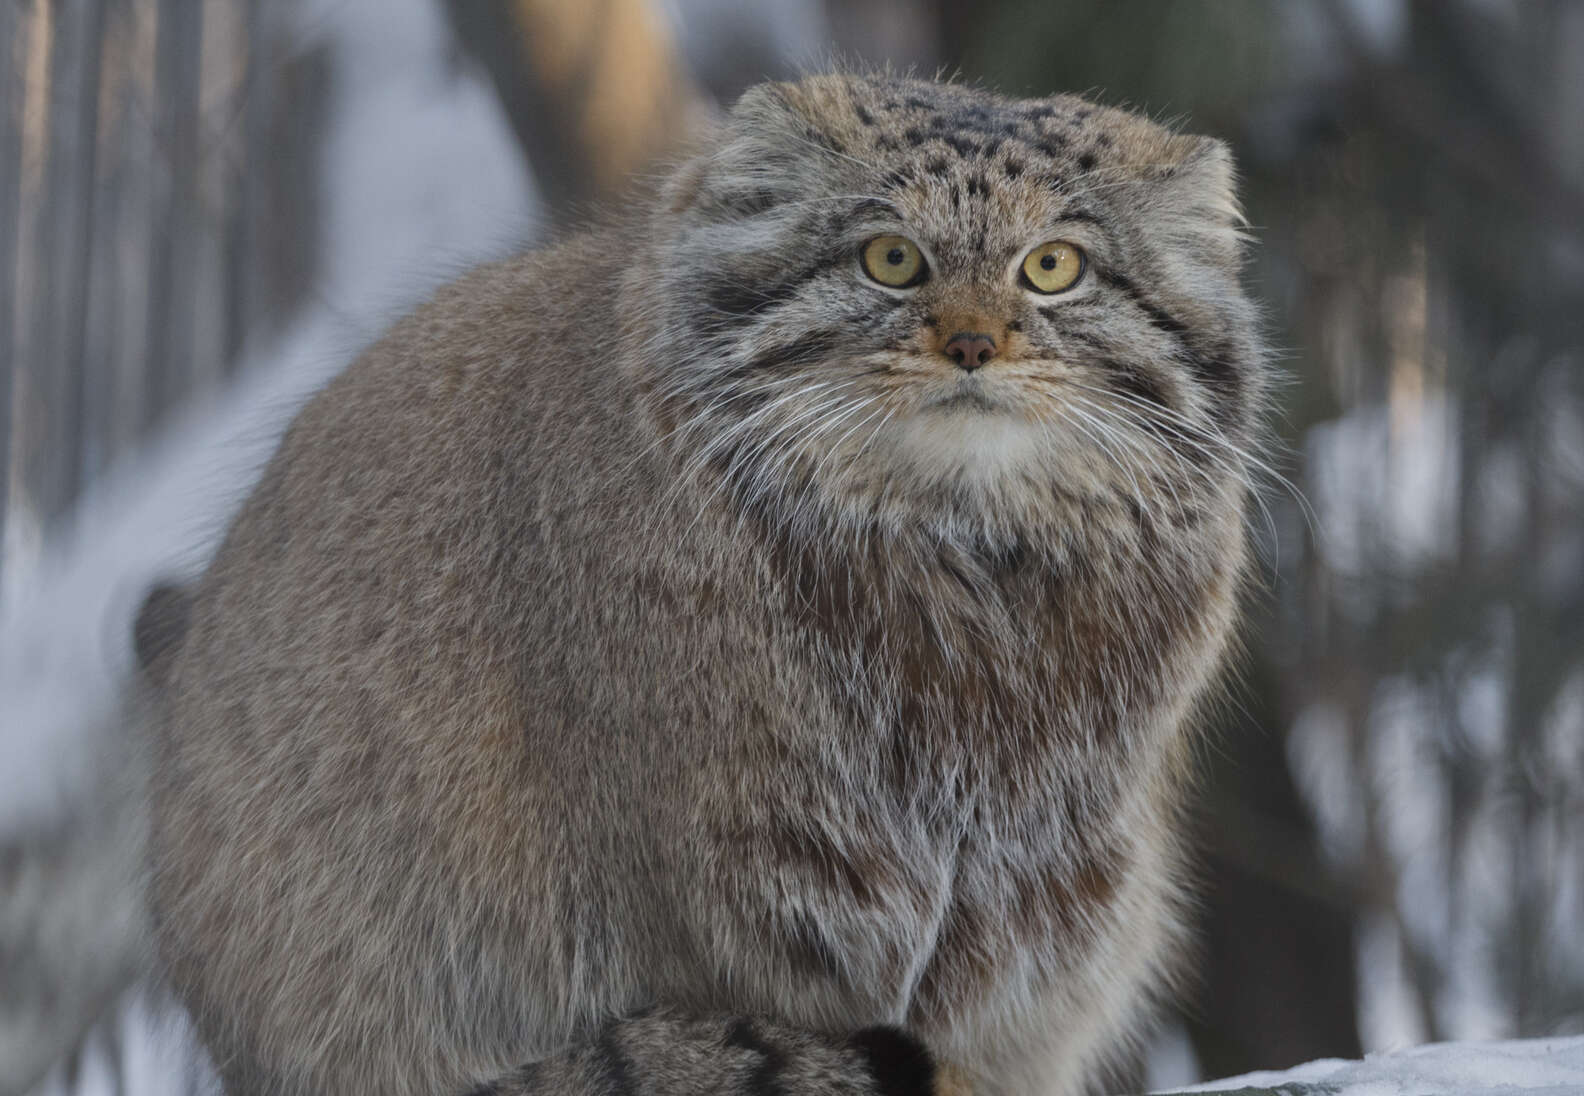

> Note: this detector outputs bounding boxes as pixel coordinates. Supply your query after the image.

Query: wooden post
[447,0,709,215]
[54,0,108,510]
[0,0,28,577]
[142,0,202,433]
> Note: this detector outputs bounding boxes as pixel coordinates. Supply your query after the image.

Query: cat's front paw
[934,1061,976,1096]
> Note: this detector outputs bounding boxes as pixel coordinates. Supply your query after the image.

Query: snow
[1304,392,1462,607]
[1164,1036,1584,1095]
[1286,386,1584,1053]
[27,995,219,1096]
[0,0,535,834]
[1146,1020,1205,1091]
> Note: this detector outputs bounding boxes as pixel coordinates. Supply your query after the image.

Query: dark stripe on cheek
[1098,270,1188,337]
[1052,326,1106,348]
[1037,304,1086,325]
[1104,361,1172,411]
[1095,269,1246,419]
[729,386,772,413]
[702,262,823,324]
[1100,361,1214,465]
[722,331,840,381]
[1196,339,1247,429]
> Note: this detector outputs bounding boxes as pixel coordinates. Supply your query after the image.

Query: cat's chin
[885,409,1050,483]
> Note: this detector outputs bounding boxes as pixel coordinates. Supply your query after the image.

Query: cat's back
[182,228,652,688]
[149,232,708,1092]
[235,231,637,564]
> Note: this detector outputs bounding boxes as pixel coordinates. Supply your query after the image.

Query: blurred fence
[0,0,324,584]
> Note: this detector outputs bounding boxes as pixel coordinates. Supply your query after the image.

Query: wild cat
[142,72,1263,1096]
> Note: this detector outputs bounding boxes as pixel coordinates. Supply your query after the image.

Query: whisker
[1062,386,1285,569]
[657,385,856,530]
[1063,393,1192,517]
[810,400,890,485]
[1042,401,1153,522]
[1063,378,1317,534]
[682,388,863,534]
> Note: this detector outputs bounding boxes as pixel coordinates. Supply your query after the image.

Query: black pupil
[886,247,906,266]
[1040,253,1058,270]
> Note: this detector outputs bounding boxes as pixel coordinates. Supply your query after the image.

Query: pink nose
[943,332,997,372]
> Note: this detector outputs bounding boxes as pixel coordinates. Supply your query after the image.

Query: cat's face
[641,74,1262,542]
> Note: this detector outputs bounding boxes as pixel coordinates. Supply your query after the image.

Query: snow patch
[1165,1034,1584,1094]
[0,0,535,833]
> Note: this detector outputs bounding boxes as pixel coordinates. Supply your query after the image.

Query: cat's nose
[943,332,997,372]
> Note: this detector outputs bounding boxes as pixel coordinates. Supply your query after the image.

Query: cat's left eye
[1021,241,1086,294]
[860,235,927,289]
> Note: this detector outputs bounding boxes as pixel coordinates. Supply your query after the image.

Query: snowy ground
[1169,1035,1584,1095]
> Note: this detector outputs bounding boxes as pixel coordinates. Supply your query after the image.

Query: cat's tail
[465,1012,970,1096]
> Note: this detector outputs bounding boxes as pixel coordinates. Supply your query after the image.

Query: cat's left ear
[1164,135,1242,223]
[1152,134,1247,264]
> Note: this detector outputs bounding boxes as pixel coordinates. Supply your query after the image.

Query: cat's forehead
[756,75,1186,270]
[780,75,1171,189]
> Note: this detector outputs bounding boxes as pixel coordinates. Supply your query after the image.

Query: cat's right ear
[721,82,801,136]
[663,84,806,218]
[663,153,711,214]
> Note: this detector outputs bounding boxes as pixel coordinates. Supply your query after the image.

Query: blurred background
[1,0,1581,1093]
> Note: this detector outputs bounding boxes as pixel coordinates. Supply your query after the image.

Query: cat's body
[147,74,1262,1096]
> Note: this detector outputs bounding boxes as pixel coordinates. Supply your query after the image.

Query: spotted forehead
[786,77,1150,191]
[775,79,1147,275]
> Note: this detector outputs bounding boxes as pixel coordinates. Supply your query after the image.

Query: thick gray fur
[147,73,1265,1096]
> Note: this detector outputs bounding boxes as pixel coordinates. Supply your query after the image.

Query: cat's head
[635,73,1264,545]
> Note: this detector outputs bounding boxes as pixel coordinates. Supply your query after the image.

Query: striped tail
[465,1012,966,1096]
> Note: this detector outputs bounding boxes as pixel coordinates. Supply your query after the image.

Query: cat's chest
[764,538,1186,1017]
[901,786,1135,1025]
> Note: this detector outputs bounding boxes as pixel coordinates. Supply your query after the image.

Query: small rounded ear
[1162,134,1243,228]
[726,81,800,130]
[663,150,713,213]
[662,83,810,218]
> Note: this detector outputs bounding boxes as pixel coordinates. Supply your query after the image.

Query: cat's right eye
[860,235,928,289]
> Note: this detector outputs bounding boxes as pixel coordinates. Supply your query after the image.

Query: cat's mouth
[923,375,1004,414]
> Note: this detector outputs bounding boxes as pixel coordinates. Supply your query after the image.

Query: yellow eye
[860,235,926,288]
[1022,241,1085,294]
